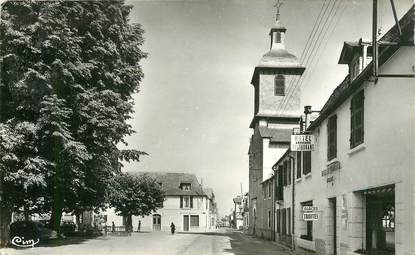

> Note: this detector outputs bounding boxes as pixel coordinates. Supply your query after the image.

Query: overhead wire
[278,0,340,115]
[280,0,343,114]
[274,0,330,114]
[280,0,338,114]
[290,0,347,103]
[275,0,335,114]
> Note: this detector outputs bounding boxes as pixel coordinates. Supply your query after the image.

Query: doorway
[365,186,395,255]
[329,197,337,255]
[153,214,161,231]
[183,215,189,231]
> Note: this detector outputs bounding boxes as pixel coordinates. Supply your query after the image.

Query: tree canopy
[0,0,148,232]
[109,173,165,218]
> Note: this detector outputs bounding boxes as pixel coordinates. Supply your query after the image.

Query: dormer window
[274,75,285,96]
[180,183,191,191]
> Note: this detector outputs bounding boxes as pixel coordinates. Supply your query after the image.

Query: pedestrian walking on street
[137,220,141,232]
[112,221,115,232]
[170,222,175,235]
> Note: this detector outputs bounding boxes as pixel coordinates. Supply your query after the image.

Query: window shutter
[276,209,280,233]
[303,151,311,174]
[287,208,291,235]
[190,196,193,208]
[296,152,302,179]
[327,120,331,160]
[283,162,287,186]
[333,115,337,157]
[180,196,183,208]
[288,160,291,185]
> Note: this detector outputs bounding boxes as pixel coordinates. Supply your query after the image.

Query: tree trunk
[50,188,64,236]
[49,139,64,236]
[23,205,30,221]
[124,214,132,232]
[0,206,11,248]
[75,212,81,231]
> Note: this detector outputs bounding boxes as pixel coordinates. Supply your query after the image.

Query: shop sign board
[303,212,319,221]
[302,206,319,221]
[291,134,315,151]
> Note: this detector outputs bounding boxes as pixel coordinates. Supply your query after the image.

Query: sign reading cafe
[291,134,315,151]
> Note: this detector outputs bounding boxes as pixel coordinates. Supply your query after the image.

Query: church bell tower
[247,1,305,236]
[250,0,305,129]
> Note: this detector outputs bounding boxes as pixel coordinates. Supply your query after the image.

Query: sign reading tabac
[291,134,315,151]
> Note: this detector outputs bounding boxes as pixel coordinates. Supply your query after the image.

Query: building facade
[232,195,244,230]
[242,192,249,232]
[105,172,216,232]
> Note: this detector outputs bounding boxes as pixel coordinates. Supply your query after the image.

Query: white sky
[119,0,412,217]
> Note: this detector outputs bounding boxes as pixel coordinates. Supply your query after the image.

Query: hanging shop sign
[291,134,315,151]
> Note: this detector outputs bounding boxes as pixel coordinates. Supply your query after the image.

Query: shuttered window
[190,215,199,227]
[181,196,192,208]
[282,208,286,235]
[287,207,291,236]
[283,161,287,186]
[350,90,364,148]
[327,115,337,161]
[296,151,302,179]
[287,160,291,185]
[276,209,280,233]
[303,151,311,175]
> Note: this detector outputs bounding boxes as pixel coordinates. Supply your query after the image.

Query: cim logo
[11,236,40,248]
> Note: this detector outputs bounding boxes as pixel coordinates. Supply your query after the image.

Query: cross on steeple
[274,0,283,21]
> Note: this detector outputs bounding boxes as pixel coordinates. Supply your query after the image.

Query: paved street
[0,229,293,255]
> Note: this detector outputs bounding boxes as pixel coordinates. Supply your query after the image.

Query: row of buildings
[247,3,414,255]
[7,172,218,234]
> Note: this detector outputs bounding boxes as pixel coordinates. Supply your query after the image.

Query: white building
[104,172,216,232]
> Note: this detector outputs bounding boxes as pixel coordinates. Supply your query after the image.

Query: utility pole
[372,0,378,82]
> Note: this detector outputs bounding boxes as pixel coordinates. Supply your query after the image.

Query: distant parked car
[10,221,57,246]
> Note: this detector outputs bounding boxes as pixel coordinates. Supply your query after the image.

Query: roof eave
[249,115,300,128]
[272,149,292,170]
[251,66,306,85]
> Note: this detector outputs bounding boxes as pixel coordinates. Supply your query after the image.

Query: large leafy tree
[0,0,147,235]
[108,173,165,231]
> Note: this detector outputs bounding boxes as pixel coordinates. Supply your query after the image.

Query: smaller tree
[108,173,164,231]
